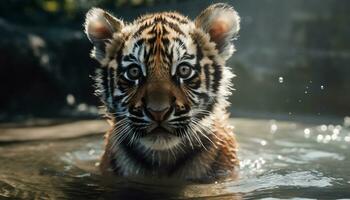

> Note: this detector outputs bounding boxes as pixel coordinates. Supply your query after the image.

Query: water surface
[0,118,349,199]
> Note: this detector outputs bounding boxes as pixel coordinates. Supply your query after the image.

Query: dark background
[0,0,349,122]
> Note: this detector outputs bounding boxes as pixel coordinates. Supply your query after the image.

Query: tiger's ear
[195,3,240,59]
[84,8,124,62]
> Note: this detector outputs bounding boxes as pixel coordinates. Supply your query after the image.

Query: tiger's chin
[138,127,182,151]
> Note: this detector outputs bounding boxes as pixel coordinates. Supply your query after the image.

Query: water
[0,118,349,199]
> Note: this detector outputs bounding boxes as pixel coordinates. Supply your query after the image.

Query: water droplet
[66,94,75,105]
[328,125,335,131]
[320,125,327,131]
[304,91,308,94]
[331,133,339,141]
[309,80,313,83]
[344,136,350,143]
[258,157,266,164]
[270,124,278,133]
[88,149,96,155]
[333,128,340,135]
[324,135,331,143]
[288,112,292,115]
[321,85,324,90]
[278,77,284,83]
[304,128,311,138]
[254,162,261,169]
[298,99,302,103]
[64,165,72,171]
[260,140,267,146]
[317,134,324,143]
[343,116,350,128]
[75,173,91,178]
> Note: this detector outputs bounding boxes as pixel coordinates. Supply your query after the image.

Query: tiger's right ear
[195,3,240,60]
[84,8,124,62]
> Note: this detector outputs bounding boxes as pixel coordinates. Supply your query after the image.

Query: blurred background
[0,0,349,122]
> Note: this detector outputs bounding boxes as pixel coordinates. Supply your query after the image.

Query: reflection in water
[0,118,349,199]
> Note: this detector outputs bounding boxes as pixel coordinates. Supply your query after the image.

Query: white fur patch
[138,134,181,151]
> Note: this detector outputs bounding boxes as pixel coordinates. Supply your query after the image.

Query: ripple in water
[0,118,349,199]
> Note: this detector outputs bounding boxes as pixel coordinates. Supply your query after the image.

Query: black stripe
[168,116,190,122]
[134,14,187,38]
[113,94,125,101]
[134,22,151,37]
[128,116,147,123]
[133,39,145,59]
[143,44,151,65]
[166,45,174,66]
[152,17,185,36]
[112,69,119,110]
[204,64,210,90]
[181,53,195,60]
[211,62,222,93]
[135,15,154,24]
[107,67,118,114]
[186,79,201,89]
[116,81,131,95]
[147,36,156,47]
[123,54,137,63]
[165,22,185,36]
[188,89,209,101]
[195,100,215,120]
[174,38,186,50]
[162,24,170,36]
[108,67,115,99]
[101,67,109,102]
[187,92,199,105]
[165,14,189,24]
[116,47,124,74]
[190,33,204,73]
[162,38,170,47]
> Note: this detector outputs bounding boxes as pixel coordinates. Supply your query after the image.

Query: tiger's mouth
[148,126,172,135]
[138,126,182,150]
[145,122,176,135]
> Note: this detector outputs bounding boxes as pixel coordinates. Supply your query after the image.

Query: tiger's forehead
[120,12,197,75]
[134,12,191,27]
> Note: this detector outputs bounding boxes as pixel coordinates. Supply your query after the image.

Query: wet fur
[85,3,240,181]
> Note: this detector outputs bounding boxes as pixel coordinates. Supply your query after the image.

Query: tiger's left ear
[84,8,124,62]
[195,3,240,59]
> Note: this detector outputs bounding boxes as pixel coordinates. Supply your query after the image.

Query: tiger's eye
[177,65,192,79]
[127,65,141,80]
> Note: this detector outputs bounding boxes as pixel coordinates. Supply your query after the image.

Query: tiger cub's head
[85,4,240,151]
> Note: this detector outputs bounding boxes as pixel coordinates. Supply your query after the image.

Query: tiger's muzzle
[142,80,188,121]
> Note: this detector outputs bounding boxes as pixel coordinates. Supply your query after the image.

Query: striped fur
[85,3,240,181]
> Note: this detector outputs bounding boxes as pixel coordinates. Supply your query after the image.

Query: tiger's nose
[147,107,170,122]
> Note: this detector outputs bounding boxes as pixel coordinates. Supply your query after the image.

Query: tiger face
[85,4,239,153]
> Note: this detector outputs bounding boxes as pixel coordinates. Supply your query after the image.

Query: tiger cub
[84,3,240,180]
